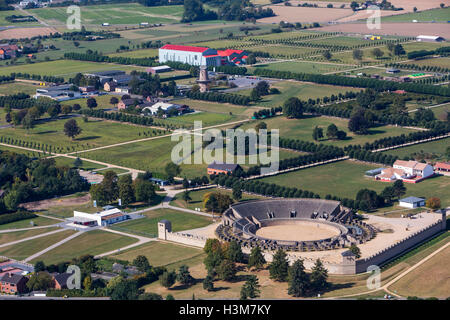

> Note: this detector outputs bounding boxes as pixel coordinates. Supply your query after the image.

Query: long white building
[159,44,221,67]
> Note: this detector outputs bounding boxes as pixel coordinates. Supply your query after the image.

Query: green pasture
[259,160,450,206]
[110,208,213,237]
[29,229,138,265]
[0,215,59,230]
[252,60,351,74]
[382,137,450,162]
[0,227,59,246]
[381,7,450,23]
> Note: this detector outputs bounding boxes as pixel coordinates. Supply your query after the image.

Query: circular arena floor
[255,221,341,242]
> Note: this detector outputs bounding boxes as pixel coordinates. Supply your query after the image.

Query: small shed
[399,196,425,209]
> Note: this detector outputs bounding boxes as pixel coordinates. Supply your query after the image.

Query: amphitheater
[217,199,376,252]
[159,198,446,274]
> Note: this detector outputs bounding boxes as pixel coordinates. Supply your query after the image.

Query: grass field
[0,145,41,157]
[27,3,183,26]
[239,115,414,147]
[110,241,204,267]
[259,160,450,206]
[0,81,39,95]
[381,7,450,23]
[110,208,213,237]
[29,229,138,265]
[0,11,41,27]
[170,187,267,212]
[252,61,351,74]
[0,227,59,246]
[399,57,450,69]
[0,229,76,261]
[240,81,362,107]
[0,215,59,230]
[53,156,107,171]
[0,116,162,152]
[383,137,450,162]
[0,60,146,80]
[387,235,450,298]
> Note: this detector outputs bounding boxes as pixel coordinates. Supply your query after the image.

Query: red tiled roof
[435,162,450,170]
[217,49,244,57]
[204,54,219,58]
[160,44,209,53]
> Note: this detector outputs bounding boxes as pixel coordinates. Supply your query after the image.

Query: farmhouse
[141,102,183,116]
[103,81,117,92]
[0,44,18,60]
[434,162,450,176]
[398,196,425,209]
[115,86,130,94]
[117,98,136,110]
[159,44,248,67]
[376,160,434,183]
[69,208,130,227]
[84,70,126,85]
[207,162,241,175]
[0,273,28,294]
[416,35,445,42]
[52,273,71,290]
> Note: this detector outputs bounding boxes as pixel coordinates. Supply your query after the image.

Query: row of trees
[252,68,450,97]
[186,90,251,106]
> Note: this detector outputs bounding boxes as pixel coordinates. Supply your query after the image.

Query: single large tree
[160,271,176,289]
[217,259,237,281]
[283,97,304,119]
[118,174,135,206]
[177,265,195,286]
[288,259,310,297]
[86,97,97,109]
[240,275,261,300]
[133,255,151,272]
[248,246,266,270]
[269,249,289,281]
[63,119,82,140]
[226,240,244,263]
[310,259,328,292]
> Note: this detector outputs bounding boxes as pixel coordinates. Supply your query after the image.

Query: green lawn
[239,115,414,147]
[0,227,59,245]
[0,229,76,261]
[239,81,361,108]
[259,160,450,206]
[110,241,203,268]
[27,3,183,26]
[382,137,450,162]
[110,208,213,237]
[53,156,107,171]
[0,215,59,230]
[170,187,267,212]
[0,81,39,95]
[252,61,351,74]
[400,57,450,69]
[29,229,138,265]
[0,116,163,152]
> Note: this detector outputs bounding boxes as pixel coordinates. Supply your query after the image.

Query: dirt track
[20,193,91,211]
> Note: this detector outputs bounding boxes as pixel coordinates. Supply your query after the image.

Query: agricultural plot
[0,229,76,261]
[110,241,204,268]
[381,7,450,23]
[245,45,323,58]
[429,103,450,121]
[0,11,41,27]
[27,4,183,26]
[259,160,450,206]
[239,115,414,147]
[29,229,138,265]
[0,60,146,80]
[0,116,161,152]
[173,99,260,117]
[399,57,450,69]
[110,208,213,238]
[239,81,361,108]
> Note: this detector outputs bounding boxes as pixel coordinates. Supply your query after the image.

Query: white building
[376,160,434,182]
[416,35,445,42]
[159,44,221,67]
[69,208,129,227]
[399,197,425,209]
[34,84,82,101]
[142,102,180,116]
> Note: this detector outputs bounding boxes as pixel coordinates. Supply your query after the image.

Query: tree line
[186,90,251,106]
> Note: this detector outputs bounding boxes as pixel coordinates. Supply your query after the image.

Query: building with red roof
[434,162,450,176]
[159,45,248,67]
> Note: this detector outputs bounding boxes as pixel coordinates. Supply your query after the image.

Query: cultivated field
[257,6,354,23]
[0,27,57,40]
[381,7,450,23]
[27,4,183,26]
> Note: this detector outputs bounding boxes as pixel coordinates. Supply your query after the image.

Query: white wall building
[142,102,180,116]
[159,44,221,67]
[399,197,425,209]
[70,208,129,227]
